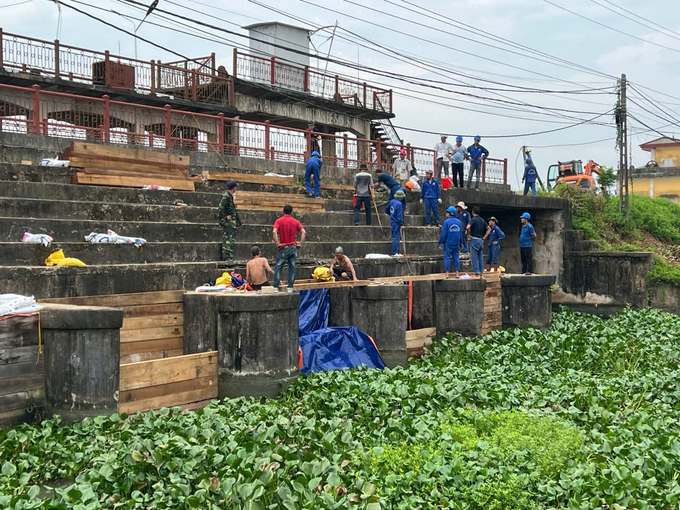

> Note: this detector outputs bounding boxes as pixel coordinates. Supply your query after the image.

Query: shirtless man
[245,246,274,290]
[330,246,357,281]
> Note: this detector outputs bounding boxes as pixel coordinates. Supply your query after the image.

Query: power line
[598,0,680,40]
[0,0,33,7]
[586,0,680,44]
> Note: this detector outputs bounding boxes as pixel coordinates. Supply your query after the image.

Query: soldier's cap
[226,180,238,190]
[394,190,406,198]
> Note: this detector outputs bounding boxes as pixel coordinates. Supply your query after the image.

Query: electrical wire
[597,0,680,41]
[585,0,680,44]
[0,0,33,7]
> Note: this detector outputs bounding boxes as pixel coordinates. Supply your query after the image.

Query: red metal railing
[0,83,506,184]
[233,49,392,114]
[0,28,233,107]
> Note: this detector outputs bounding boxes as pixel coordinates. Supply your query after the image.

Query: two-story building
[630,137,680,202]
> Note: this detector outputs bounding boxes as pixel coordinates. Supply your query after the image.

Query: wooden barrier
[481,272,502,335]
[118,351,218,414]
[406,327,436,359]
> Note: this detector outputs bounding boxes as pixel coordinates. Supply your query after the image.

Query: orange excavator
[546,159,601,189]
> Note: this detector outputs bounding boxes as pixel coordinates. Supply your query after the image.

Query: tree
[597,166,616,197]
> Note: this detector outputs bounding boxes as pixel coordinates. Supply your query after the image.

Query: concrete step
[0,197,428,226]
[573,240,600,251]
[0,218,439,243]
[564,229,585,251]
[0,164,74,184]
[0,240,442,266]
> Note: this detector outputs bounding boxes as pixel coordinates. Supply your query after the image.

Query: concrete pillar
[434,279,486,337]
[501,275,556,329]
[328,287,352,327]
[351,284,408,368]
[411,280,435,330]
[183,292,219,355]
[41,304,123,424]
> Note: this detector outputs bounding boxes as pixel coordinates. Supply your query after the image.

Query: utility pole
[617,74,629,219]
[522,146,545,190]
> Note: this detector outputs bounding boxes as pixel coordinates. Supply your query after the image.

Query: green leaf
[1,462,16,476]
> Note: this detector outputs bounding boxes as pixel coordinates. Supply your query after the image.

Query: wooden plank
[0,345,39,366]
[120,337,184,356]
[203,171,295,186]
[120,349,183,365]
[119,386,217,414]
[235,191,326,204]
[0,359,43,380]
[289,280,371,290]
[70,158,190,176]
[120,374,216,408]
[64,142,189,168]
[120,325,183,343]
[0,407,41,428]
[0,388,44,413]
[122,314,183,330]
[321,183,354,191]
[124,303,184,319]
[405,327,436,342]
[41,291,185,308]
[73,172,195,192]
[120,351,217,390]
[0,316,39,350]
[0,373,44,396]
[78,165,189,179]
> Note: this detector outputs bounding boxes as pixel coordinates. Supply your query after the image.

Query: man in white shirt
[392,148,413,187]
[434,134,453,180]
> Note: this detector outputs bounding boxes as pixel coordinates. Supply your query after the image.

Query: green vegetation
[553,184,680,286]
[2,308,680,509]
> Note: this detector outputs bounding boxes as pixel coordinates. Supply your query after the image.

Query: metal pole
[622,74,629,220]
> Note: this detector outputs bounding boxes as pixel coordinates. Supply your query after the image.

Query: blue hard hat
[525,157,532,163]
[311,151,320,157]
[446,206,456,214]
[474,135,481,141]
[521,212,531,220]
[455,135,463,142]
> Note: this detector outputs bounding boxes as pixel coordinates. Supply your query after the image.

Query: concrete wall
[630,175,680,201]
[650,282,680,314]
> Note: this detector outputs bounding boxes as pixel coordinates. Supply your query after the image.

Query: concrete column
[183,292,219,355]
[501,275,556,329]
[411,280,435,330]
[41,304,123,424]
[351,284,408,368]
[434,279,486,337]
[328,287,352,327]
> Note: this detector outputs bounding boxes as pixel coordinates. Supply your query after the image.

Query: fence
[233,49,392,114]
[0,83,507,184]
[0,28,233,106]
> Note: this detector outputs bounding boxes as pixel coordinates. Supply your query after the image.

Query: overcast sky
[4,0,680,188]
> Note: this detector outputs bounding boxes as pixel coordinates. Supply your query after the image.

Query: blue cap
[525,157,532,163]
[521,212,531,220]
[446,206,456,213]
[456,135,463,142]
[226,180,238,190]
[474,135,481,141]
[311,151,320,157]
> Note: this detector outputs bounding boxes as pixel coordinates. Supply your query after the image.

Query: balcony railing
[233,49,392,114]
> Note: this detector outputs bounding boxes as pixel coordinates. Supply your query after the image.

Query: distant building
[631,137,680,202]
[244,22,311,68]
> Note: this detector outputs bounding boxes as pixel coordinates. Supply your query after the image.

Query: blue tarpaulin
[297,289,385,373]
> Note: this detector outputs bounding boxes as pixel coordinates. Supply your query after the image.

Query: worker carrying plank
[439,206,463,278]
[218,180,240,261]
[330,246,358,281]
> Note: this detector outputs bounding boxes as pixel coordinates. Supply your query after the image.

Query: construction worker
[455,201,470,256]
[388,189,406,256]
[273,204,307,292]
[374,168,401,212]
[392,148,413,187]
[419,169,441,227]
[246,246,274,291]
[330,246,358,281]
[354,163,373,226]
[439,206,463,278]
[466,136,489,190]
[434,134,453,179]
[451,136,466,188]
[522,157,538,196]
[520,212,537,275]
[305,151,322,198]
[218,180,240,261]
[485,217,505,272]
[466,206,490,278]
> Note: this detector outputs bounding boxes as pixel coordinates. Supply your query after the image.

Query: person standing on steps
[353,163,373,226]
[218,180,240,261]
[419,169,441,227]
[451,136,466,188]
[273,205,307,292]
[485,217,505,273]
[466,136,489,190]
[392,148,413,187]
[466,206,490,278]
[434,134,454,179]
[374,168,401,212]
[439,206,463,278]
[330,246,358,281]
[522,157,538,196]
[455,201,470,257]
[388,189,406,256]
[305,151,322,198]
[519,212,536,275]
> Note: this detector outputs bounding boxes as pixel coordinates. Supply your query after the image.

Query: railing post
[102,94,110,142]
[305,127,312,161]
[54,39,60,79]
[210,52,216,75]
[164,104,172,150]
[503,158,508,185]
[0,28,4,69]
[183,63,189,100]
[481,159,487,183]
[104,50,110,86]
[191,69,197,101]
[31,84,40,135]
[433,152,437,175]
[270,146,275,161]
[232,48,238,79]
[389,90,393,113]
[264,120,271,160]
[334,75,339,97]
[218,112,225,154]
[270,56,275,85]
[376,140,382,168]
[150,60,156,93]
[157,60,162,90]
[42,118,48,136]
[363,83,367,109]
[343,134,348,168]
[228,78,235,108]
[303,66,309,92]
[407,143,412,165]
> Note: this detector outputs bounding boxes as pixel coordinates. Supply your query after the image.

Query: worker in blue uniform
[305,151,322,198]
[485,216,505,273]
[388,189,406,256]
[455,201,470,255]
[439,206,463,278]
[522,157,538,196]
[419,169,442,227]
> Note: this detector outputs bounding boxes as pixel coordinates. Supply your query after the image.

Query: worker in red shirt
[272,204,307,292]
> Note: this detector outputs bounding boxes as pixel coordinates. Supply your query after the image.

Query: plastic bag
[195,284,227,292]
[142,185,172,191]
[312,267,335,282]
[109,230,146,246]
[264,172,294,178]
[45,249,87,267]
[0,294,43,319]
[230,272,246,288]
[408,175,421,192]
[215,272,232,286]
[441,177,452,189]
[84,230,145,246]
[365,253,391,259]
[22,232,53,247]
[40,158,69,167]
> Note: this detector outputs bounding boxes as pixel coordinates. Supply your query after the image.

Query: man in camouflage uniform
[218,180,240,260]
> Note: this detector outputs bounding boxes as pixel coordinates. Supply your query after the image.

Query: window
[662,158,675,167]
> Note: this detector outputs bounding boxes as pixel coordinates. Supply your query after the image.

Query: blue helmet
[525,157,532,163]
[521,212,531,220]
[474,135,481,141]
[446,206,456,214]
[311,151,320,157]
[455,135,463,142]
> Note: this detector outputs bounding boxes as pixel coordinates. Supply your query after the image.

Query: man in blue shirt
[451,136,466,188]
[455,201,470,255]
[419,169,441,227]
[388,190,406,256]
[374,168,400,203]
[305,151,322,198]
[466,136,489,191]
[522,157,538,196]
[439,206,463,278]
[519,212,537,274]
[485,216,505,273]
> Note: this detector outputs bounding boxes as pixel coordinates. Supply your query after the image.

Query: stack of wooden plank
[202,171,296,186]
[406,327,436,359]
[481,272,502,335]
[63,142,195,191]
[234,191,326,212]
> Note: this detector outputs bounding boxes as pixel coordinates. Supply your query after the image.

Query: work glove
[419,199,423,204]
[438,198,442,204]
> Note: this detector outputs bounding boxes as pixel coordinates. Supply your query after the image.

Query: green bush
[649,255,680,286]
